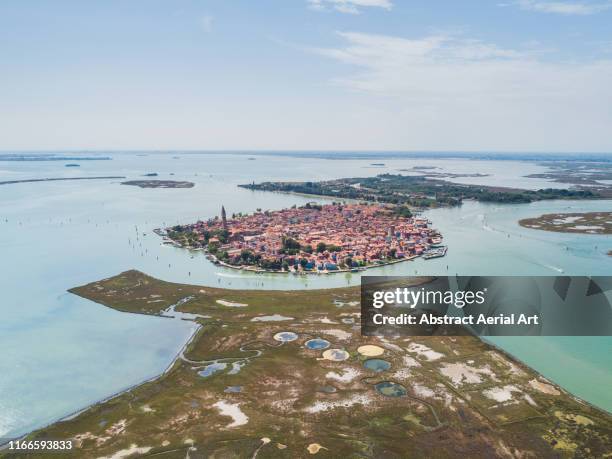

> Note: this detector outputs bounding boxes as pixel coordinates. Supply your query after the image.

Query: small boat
[423,246,448,260]
[430,236,443,246]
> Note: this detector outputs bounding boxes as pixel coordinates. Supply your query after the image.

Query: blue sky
[1,0,611,152]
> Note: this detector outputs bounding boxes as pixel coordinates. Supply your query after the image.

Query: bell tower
[221,205,227,229]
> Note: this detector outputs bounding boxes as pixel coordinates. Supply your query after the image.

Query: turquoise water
[305,338,331,350]
[363,359,391,373]
[0,152,610,439]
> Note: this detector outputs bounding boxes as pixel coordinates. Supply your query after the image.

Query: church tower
[221,205,227,229]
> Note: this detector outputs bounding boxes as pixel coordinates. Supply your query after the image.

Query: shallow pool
[305,338,331,350]
[322,349,350,361]
[273,331,298,342]
[363,359,391,373]
[375,381,407,397]
[198,362,227,378]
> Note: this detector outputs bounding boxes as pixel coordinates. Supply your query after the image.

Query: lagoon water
[0,152,611,438]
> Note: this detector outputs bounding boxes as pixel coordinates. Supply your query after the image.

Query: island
[239,174,600,208]
[525,160,612,191]
[120,180,194,189]
[396,169,490,179]
[8,270,611,458]
[519,212,612,235]
[161,203,445,273]
[0,176,125,186]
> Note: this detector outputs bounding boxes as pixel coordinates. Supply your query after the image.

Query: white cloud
[515,0,612,15]
[308,0,392,14]
[200,15,214,32]
[308,31,612,151]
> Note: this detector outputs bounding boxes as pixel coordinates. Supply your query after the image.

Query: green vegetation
[240,174,600,208]
[393,205,413,218]
[279,237,301,255]
[10,270,611,459]
[167,226,229,250]
[315,242,341,253]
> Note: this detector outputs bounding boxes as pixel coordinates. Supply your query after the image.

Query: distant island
[121,180,194,189]
[397,171,491,179]
[162,203,445,273]
[525,160,612,191]
[0,176,124,186]
[240,174,600,208]
[519,212,612,235]
[64,163,80,167]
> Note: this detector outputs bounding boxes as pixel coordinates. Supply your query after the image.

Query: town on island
[158,203,446,274]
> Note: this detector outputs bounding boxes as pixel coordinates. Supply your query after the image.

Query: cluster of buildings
[169,203,443,273]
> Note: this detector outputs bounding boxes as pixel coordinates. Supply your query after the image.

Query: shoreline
[210,253,422,275]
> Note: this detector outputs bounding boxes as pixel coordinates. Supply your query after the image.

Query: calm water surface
[0,153,610,438]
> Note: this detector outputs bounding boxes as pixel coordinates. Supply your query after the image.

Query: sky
[1,0,611,152]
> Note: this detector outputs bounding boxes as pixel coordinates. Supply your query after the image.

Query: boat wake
[539,263,565,273]
[525,260,565,273]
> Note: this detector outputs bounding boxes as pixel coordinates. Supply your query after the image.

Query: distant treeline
[240,174,599,208]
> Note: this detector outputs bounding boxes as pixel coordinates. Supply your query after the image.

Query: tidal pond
[363,359,391,373]
[305,338,331,350]
[198,362,227,378]
[375,381,407,397]
[273,332,298,342]
[322,349,350,361]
